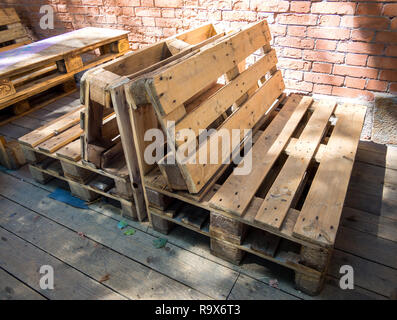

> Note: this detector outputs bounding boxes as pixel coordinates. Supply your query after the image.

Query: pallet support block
[151,214,174,235]
[294,246,332,295]
[60,160,95,184]
[68,180,99,202]
[146,189,174,210]
[120,200,138,220]
[210,238,245,265]
[29,165,53,184]
[210,211,247,245]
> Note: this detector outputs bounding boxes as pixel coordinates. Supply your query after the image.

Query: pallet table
[0,27,130,125]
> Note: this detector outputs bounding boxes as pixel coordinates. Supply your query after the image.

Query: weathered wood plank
[146,20,271,115]
[0,171,239,299]
[18,106,83,147]
[174,50,278,143]
[180,71,285,193]
[0,195,209,300]
[210,95,312,216]
[37,125,83,154]
[293,104,367,247]
[0,228,124,300]
[255,100,336,230]
[0,268,46,300]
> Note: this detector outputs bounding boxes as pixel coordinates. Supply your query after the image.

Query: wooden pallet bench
[144,93,367,295]
[0,27,130,125]
[125,20,281,194]
[80,23,228,221]
[0,8,31,53]
[18,107,138,219]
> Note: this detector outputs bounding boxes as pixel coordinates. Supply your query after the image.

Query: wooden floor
[0,92,396,300]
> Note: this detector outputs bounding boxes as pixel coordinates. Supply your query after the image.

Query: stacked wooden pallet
[18,107,138,219]
[80,23,228,221]
[0,8,31,53]
[112,20,367,295]
[0,27,130,125]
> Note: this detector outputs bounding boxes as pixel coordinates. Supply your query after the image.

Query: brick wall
[2,0,397,101]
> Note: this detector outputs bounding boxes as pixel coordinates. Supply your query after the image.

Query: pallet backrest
[81,23,228,175]
[135,20,285,193]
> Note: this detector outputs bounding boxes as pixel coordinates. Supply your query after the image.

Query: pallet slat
[293,104,367,247]
[255,100,337,230]
[209,94,312,216]
[18,106,83,147]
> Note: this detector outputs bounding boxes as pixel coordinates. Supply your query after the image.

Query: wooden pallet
[0,27,130,124]
[80,23,229,221]
[18,107,138,219]
[144,94,367,295]
[126,20,283,194]
[0,8,31,53]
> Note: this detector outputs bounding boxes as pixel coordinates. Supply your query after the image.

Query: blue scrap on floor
[48,188,89,209]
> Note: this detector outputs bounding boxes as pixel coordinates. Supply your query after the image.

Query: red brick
[345,77,366,89]
[290,1,311,13]
[304,72,344,86]
[367,80,388,92]
[154,0,182,7]
[287,26,306,37]
[376,31,397,43]
[311,2,355,14]
[222,10,257,22]
[319,15,340,27]
[276,36,314,49]
[313,84,332,95]
[162,9,175,18]
[118,0,140,5]
[315,39,337,51]
[390,83,397,94]
[346,53,368,66]
[307,27,350,40]
[312,62,333,73]
[332,87,374,101]
[333,65,378,79]
[276,14,317,26]
[282,47,302,58]
[163,27,177,37]
[141,0,154,6]
[383,4,397,16]
[270,24,287,36]
[341,16,389,30]
[284,69,304,80]
[303,50,345,64]
[337,42,384,55]
[135,7,161,17]
[250,0,290,12]
[284,79,313,92]
[82,0,103,5]
[385,45,397,57]
[142,17,156,26]
[368,56,397,70]
[392,18,397,30]
[278,58,312,70]
[155,17,183,28]
[380,70,397,82]
[356,3,382,15]
[351,30,375,42]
